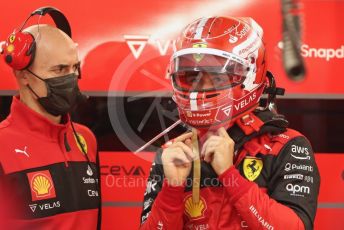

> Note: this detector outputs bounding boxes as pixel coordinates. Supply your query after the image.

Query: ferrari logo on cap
[192,43,207,62]
[243,157,263,181]
[74,133,88,154]
[184,195,207,220]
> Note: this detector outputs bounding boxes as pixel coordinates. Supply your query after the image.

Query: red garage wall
[0,0,344,96]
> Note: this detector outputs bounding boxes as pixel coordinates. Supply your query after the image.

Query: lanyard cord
[70,120,101,228]
[70,121,93,162]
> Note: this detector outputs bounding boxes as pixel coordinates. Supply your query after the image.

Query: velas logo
[124,35,173,59]
[27,170,56,201]
[233,91,257,112]
[74,132,88,154]
[29,201,61,213]
[243,157,263,181]
[184,195,207,220]
[29,204,37,212]
[221,105,232,117]
[124,35,150,59]
[301,44,344,61]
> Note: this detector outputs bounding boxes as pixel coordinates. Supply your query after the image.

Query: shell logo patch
[27,170,56,201]
[74,132,88,154]
[192,43,207,62]
[184,195,207,220]
[243,157,263,181]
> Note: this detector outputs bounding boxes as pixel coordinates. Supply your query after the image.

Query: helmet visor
[170,53,250,91]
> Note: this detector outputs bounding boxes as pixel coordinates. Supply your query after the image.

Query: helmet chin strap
[235,112,265,135]
[195,112,265,139]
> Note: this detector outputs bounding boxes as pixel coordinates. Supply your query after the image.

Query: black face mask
[26,69,85,116]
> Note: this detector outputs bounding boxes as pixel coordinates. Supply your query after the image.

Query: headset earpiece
[1,6,71,70]
[3,31,35,70]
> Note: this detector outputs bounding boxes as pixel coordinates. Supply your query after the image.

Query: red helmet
[169,16,268,130]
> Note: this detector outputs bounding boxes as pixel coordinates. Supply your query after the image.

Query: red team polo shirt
[0,96,100,229]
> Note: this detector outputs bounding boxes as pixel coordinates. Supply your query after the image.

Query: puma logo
[15,146,29,157]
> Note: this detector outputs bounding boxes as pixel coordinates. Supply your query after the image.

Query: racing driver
[139,16,320,230]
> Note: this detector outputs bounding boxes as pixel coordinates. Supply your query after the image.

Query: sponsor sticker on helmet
[192,43,208,62]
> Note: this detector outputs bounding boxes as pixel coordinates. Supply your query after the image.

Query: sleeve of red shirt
[218,136,320,230]
[140,152,185,229]
[140,180,185,230]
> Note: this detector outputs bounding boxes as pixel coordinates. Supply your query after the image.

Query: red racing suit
[0,96,101,229]
[140,110,320,230]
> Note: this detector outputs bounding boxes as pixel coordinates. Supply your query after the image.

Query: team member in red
[0,7,100,229]
[140,16,319,229]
